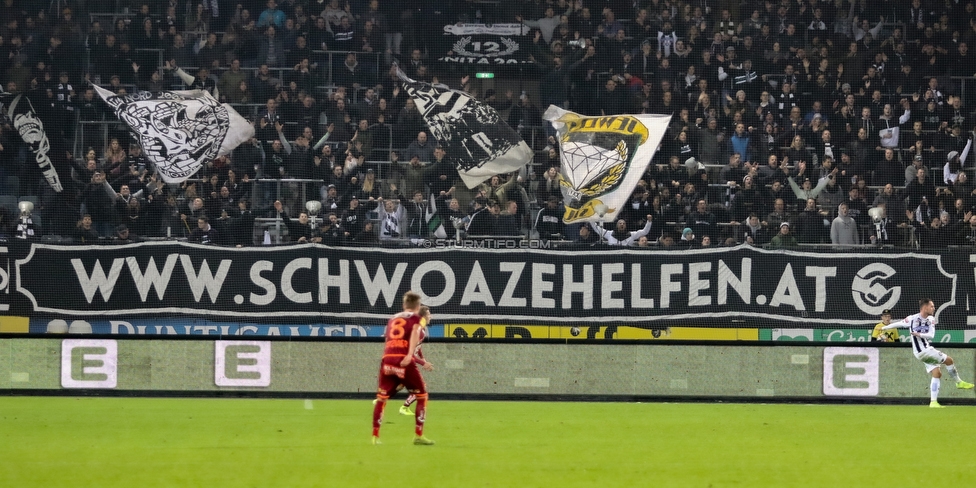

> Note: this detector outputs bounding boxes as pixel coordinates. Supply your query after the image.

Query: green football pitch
[1,397,973,487]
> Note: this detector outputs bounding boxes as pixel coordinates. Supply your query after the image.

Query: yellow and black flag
[543,106,670,223]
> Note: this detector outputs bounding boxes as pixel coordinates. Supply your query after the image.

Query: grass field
[1,397,974,487]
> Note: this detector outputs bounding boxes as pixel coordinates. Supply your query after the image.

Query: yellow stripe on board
[0,316,29,333]
[445,325,758,341]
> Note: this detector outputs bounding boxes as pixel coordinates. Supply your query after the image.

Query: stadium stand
[0,0,975,250]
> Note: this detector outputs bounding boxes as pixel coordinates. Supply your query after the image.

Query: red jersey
[382,311,422,364]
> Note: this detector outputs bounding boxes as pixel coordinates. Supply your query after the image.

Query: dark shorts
[376,360,426,397]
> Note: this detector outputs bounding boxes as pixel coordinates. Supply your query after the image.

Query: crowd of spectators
[0,0,975,249]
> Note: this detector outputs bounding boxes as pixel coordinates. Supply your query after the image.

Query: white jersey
[884,313,937,357]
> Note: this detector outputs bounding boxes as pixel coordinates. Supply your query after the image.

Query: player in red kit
[399,306,430,416]
[372,291,435,445]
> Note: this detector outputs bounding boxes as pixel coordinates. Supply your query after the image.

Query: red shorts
[376,359,426,397]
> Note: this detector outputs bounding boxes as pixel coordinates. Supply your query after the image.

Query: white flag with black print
[1,90,71,193]
[94,85,254,183]
[543,106,671,224]
[397,68,532,189]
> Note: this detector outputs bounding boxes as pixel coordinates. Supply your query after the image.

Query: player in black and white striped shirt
[882,298,975,407]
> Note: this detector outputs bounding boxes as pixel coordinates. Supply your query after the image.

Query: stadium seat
[46,320,69,333]
[18,195,39,207]
[68,321,93,334]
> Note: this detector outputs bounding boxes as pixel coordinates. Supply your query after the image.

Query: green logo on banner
[71,347,109,381]
[224,345,263,380]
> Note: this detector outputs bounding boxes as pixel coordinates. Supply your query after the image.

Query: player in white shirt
[882,298,974,407]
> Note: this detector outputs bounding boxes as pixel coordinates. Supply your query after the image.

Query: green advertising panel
[1,339,974,401]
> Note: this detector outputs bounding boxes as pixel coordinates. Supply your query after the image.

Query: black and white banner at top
[438,23,531,65]
[1,91,70,193]
[544,106,671,223]
[94,86,254,184]
[398,69,532,188]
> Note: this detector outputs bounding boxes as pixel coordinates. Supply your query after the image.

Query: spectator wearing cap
[871,309,900,342]
[787,161,831,209]
[322,184,341,211]
[677,227,698,250]
[905,153,929,186]
[534,196,565,240]
[768,221,799,248]
[112,224,142,244]
[340,195,367,239]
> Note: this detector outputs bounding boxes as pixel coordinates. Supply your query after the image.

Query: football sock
[414,393,428,437]
[930,377,940,402]
[372,396,388,437]
[404,394,416,408]
[946,364,961,382]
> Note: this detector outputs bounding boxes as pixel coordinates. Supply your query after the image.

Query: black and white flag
[1,91,71,193]
[94,86,254,183]
[397,69,532,189]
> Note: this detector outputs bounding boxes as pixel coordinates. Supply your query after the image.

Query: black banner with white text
[436,23,532,65]
[5,242,976,329]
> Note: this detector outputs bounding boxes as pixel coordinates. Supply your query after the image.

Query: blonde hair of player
[402,291,422,312]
